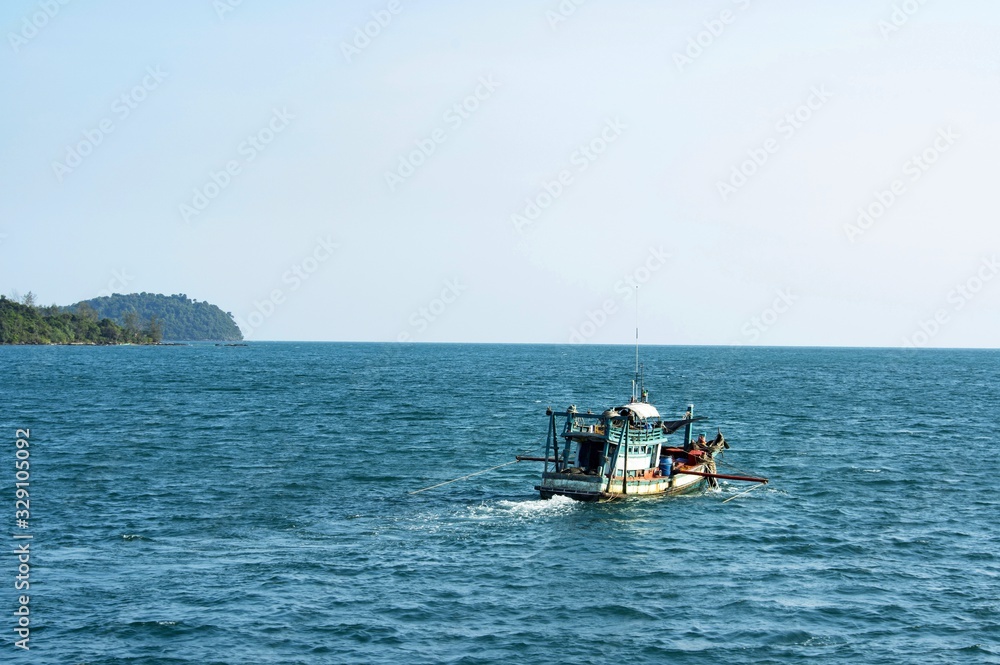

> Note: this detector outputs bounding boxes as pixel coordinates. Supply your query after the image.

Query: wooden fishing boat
[518,396,744,501]
[405,362,766,501]
[515,286,767,501]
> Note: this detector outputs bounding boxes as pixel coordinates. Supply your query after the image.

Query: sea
[2,343,999,664]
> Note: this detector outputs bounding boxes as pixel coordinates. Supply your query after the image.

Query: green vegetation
[0,295,161,345]
[68,293,242,341]
[0,291,242,345]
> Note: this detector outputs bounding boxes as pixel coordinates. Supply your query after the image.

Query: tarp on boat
[659,416,707,434]
[617,403,660,420]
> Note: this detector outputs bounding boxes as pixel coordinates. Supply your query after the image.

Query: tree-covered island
[0,292,243,345]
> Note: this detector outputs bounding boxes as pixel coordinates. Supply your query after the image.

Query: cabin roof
[617,402,660,420]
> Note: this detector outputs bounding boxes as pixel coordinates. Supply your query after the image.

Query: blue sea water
[2,343,999,664]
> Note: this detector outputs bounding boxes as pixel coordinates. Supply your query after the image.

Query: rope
[408,460,521,495]
[715,458,759,478]
[722,481,767,504]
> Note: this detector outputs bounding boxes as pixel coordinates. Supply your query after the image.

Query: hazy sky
[3,1,998,346]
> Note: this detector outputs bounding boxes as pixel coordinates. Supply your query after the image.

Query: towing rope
[722,481,767,504]
[408,460,521,495]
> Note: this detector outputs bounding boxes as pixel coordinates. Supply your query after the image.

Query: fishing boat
[407,291,768,502]
[407,373,766,502]
[518,394,749,500]
[517,289,766,501]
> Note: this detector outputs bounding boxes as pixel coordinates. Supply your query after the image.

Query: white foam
[468,494,579,519]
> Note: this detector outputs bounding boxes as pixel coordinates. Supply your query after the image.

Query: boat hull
[536,466,709,501]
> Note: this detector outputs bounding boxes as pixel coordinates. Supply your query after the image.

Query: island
[1,292,244,345]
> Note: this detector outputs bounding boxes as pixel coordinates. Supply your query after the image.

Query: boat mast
[633,285,639,401]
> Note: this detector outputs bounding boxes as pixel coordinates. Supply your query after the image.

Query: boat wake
[467,495,579,520]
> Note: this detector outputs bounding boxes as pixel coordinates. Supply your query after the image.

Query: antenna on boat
[633,285,639,401]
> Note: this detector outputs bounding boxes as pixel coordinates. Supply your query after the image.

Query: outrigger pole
[675,470,768,484]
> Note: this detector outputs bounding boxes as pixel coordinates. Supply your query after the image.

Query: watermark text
[12,428,32,650]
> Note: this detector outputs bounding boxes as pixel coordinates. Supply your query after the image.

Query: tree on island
[147,315,164,344]
[122,310,141,342]
[98,318,122,344]
[75,301,99,322]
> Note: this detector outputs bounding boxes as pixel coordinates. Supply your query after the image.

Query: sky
[2,0,999,347]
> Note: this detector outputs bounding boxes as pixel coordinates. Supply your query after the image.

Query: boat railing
[609,424,665,443]
[552,411,603,420]
[568,422,607,435]
[563,421,666,442]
